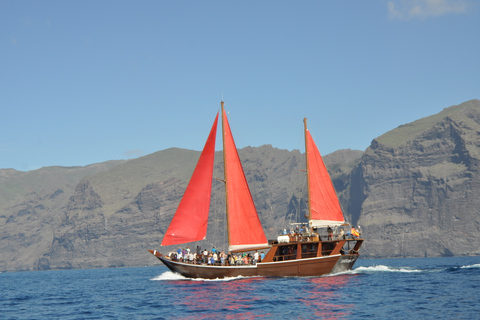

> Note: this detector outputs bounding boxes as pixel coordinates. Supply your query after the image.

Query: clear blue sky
[1,1,478,171]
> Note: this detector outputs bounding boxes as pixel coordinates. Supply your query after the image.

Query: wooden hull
[149,239,363,279]
[256,255,341,277]
[156,255,343,279]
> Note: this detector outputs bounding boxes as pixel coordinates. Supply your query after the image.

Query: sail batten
[228,243,270,252]
[305,129,345,228]
[161,113,219,246]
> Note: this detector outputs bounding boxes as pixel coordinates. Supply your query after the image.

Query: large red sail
[161,113,219,246]
[222,108,268,251]
[306,129,345,227]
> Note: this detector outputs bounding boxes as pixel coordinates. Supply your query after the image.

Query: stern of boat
[330,254,359,273]
[330,238,363,274]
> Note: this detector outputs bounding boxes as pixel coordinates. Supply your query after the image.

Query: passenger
[327,226,333,240]
[203,249,209,263]
[218,252,223,265]
[253,251,259,264]
[351,226,360,238]
[260,251,265,262]
[339,229,345,240]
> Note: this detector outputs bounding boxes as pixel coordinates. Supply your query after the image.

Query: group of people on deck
[282,224,362,241]
[170,246,266,266]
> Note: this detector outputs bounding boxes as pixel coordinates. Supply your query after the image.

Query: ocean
[1,256,479,319]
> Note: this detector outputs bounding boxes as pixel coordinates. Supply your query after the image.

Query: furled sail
[222,108,268,252]
[161,113,219,246]
[305,129,345,228]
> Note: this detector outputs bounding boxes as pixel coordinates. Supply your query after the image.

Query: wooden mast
[221,101,232,250]
[304,118,312,222]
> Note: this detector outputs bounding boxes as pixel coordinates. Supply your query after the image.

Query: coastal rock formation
[349,99,480,258]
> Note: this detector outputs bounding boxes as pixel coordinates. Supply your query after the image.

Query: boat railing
[273,253,297,262]
[282,233,361,243]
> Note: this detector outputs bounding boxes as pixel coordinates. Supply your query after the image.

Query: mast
[304,118,312,222]
[221,101,232,249]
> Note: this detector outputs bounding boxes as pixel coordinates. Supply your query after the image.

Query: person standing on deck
[254,251,259,264]
[203,249,208,263]
[351,226,360,238]
[327,226,333,240]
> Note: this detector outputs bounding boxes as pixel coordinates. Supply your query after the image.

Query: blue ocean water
[1,256,479,319]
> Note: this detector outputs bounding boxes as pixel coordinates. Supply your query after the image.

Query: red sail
[161,113,219,246]
[222,109,268,251]
[306,130,345,227]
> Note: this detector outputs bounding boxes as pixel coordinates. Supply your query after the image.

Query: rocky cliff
[349,99,480,258]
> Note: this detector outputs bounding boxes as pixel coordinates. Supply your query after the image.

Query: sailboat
[148,101,363,279]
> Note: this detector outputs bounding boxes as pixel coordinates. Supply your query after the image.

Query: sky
[1,0,479,171]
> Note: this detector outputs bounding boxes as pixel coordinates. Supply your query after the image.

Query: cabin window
[273,245,297,261]
[302,243,318,259]
[322,242,335,256]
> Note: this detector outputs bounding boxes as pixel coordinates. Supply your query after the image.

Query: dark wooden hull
[150,238,363,279]
[157,254,343,279]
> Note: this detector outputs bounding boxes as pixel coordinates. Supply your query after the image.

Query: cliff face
[350,99,480,258]
[0,162,126,272]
